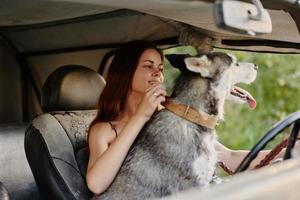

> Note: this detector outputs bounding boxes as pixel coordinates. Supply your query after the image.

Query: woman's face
[131,48,164,94]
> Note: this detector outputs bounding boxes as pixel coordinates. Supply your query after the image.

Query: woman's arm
[215,141,270,171]
[86,83,166,195]
[86,115,149,195]
[216,139,300,172]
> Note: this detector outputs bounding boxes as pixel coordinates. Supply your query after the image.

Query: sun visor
[3,12,178,53]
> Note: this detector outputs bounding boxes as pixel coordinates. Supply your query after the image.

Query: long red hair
[89,42,163,131]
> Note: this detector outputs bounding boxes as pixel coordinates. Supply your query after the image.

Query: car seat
[0,181,10,200]
[25,65,105,200]
[0,123,39,200]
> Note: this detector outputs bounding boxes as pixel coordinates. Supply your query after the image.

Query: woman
[87,42,166,195]
[86,42,294,195]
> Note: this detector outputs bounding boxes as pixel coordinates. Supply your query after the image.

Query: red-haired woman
[86,42,166,195]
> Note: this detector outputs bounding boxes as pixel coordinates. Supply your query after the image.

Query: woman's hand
[135,82,166,120]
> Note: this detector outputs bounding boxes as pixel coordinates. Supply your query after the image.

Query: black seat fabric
[25,111,96,200]
[25,65,105,200]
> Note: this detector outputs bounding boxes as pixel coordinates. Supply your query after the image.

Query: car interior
[25,65,105,200]
[0,0,300,199]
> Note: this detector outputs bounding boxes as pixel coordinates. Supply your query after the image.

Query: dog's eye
[236,63,240,67]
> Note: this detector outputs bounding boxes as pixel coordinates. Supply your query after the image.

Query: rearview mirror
[214,0,272,35]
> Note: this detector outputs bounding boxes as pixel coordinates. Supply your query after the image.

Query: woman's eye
[144,65,152,69]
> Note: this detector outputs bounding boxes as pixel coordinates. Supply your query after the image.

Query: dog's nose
[254,64,258,70]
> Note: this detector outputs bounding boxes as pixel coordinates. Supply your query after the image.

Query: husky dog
[95,52,258,200]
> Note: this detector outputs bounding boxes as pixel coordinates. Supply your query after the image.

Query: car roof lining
[1,1,300,53]
[1,0,299,27]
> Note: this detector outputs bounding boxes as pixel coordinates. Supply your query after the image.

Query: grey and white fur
[95,52,258,200]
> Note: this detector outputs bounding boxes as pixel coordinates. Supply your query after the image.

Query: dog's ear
[165,54,191,72]
[184,55,213,78]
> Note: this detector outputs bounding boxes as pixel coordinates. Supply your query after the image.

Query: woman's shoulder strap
[108,121,118,137]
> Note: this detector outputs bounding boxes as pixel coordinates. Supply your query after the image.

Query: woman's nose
[152,68,162,77]
[152,69,164,81]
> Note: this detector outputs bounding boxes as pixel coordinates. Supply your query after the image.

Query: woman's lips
[148,80,162,85]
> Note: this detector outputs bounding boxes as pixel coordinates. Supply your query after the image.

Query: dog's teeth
[231,89,247,100]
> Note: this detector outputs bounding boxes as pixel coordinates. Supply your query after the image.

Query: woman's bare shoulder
[88,122,115,143]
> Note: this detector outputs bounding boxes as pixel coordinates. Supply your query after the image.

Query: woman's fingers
[154,95,166,104]
[135,82,166,120]
[146,83,165,94]
[148,86,166,103]
[148,84,166,98]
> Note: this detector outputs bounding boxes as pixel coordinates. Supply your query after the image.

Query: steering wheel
[235,110,300,173]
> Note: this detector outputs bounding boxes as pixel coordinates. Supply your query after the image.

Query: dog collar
[162,100,218,129]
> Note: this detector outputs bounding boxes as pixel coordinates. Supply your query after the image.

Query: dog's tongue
[234,86,257,109]
[247,95,257,110]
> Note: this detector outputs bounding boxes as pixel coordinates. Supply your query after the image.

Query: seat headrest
[42,65,105,112]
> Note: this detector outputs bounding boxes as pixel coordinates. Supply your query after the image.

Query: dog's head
[165,52,257,110]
